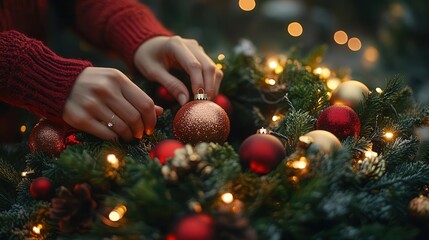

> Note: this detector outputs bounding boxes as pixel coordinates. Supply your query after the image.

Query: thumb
[155,105,164,116]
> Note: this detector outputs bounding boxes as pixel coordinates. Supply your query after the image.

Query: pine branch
[275,110,316,153]
[357,76,412,138]
[0,158,20,188]
[365,161,429,193]
[383,137,420,170]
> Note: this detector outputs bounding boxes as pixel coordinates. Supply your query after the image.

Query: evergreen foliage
[1,46,429,239]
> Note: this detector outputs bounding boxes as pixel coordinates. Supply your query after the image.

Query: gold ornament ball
[304,130,341,154]
[409,195,429,220]
[331,80,370,108]
[173,100,230,145]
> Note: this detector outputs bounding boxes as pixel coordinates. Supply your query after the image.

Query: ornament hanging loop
[256,127,268,134]
[194,88,208,100]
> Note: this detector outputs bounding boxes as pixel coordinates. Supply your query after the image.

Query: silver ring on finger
[106,114,116,128]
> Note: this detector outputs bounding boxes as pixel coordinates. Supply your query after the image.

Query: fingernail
[145,129,153,135]
[155,106,164,115]
[178,94,187,106]
[136,131,143,140]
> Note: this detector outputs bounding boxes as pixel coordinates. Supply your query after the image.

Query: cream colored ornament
[304,130,341,154]
[331,80,370,108]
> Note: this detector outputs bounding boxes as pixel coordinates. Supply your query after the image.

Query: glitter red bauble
[239,132,286,174]
[150,139,185,165]
[173,100,230,145]
[213,94,232,116]
[28,119,69,156]
[30,177,54,200]
[316,105,361,140]
[171,214,214,240]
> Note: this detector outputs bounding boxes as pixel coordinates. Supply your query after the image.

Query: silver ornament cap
[194,88,208,100]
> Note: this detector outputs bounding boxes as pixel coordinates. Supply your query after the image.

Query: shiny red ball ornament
[317,104,361,140]
[171,214,214,240]
[239,128,286,174]
[150,139,185,165]
[213,94,232,116]
[156,86,176,104]
[173,90,230,145]
[28,119,69,156]
[30,177,54,200]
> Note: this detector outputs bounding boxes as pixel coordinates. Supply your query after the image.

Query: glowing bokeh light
[287,22,303,37]
[239,0,256,11]
[363,46,379,63]
[348,37,362,51]
[334,30,348,45]
[217,54,225,61]
[221,193,234,204]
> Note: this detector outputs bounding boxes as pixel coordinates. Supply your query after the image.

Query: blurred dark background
[145,0,429,102]
[49,0,429,103]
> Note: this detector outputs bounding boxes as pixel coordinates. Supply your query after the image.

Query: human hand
[133,36,223,105]
[63,67,163,141]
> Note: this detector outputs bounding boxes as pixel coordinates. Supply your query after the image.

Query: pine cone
[162,143,215,183]
[49,183,97,233]
[354,154,386,180]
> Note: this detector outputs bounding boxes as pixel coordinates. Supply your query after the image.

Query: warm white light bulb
[221,193,234,204]
[107,154,119,168]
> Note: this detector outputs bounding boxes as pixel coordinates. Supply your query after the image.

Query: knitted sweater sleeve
[0,30,93,122]
[74,0,173,68]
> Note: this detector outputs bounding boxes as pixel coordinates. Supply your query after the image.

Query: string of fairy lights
[16,2,400,236]
[214,37,396,183]
[25,137,397,235]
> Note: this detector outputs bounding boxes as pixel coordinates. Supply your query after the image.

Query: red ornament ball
[317,104,361,140]
[171,214,214,240]
[173,100,230,145]
[150,139,185,165]
[65,133,80,146]
[28,119,69,156]
[30,177,54,200]
[213,94,232,116]
[239,131,286,174]
[156,86,176,104]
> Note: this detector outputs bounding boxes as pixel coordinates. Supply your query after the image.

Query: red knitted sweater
[0,0,172,122]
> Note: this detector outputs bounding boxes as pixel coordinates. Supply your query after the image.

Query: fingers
[186,45,217,97]
[169,37,224,99]
[147,64,190,105]
[134,36,223,104]
[105,95,144,139]
[96,106,134,141]
[155,106,164,116]
[168,37,204,95]
[78,96,135,141]
[63,103,119,141]
[214,68,223,97]
[108,70,162,137]
[83,118,119,141]
[64,67,164,141]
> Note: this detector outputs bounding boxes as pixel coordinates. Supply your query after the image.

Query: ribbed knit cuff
[0,30,93,122]
[105,3,173,67]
